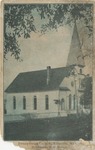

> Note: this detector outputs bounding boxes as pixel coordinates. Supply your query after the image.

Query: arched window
[79,78,81,88]
[34,96,37,110]
[80,68,82,74]
[13,96,16,109]
[4,99,7,114]
[23,96,26,110]
[61,98,64,110]
[45,95,49,110]
[73,95,76,110]
[69,94,72,110]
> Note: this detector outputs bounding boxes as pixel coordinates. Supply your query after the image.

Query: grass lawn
[4,114,92,141]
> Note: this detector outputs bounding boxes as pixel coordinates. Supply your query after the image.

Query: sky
[4,5,93,90]
[4,25,72,89]
[4,20,92,90]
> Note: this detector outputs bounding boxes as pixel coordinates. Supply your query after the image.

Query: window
[23,96,26,110]
[4,99,7,114]
[71,81,74,87]
[80,68,82,74]
[61,98,64,110]
[69,94,72,110]
[34,96,37,110]
[13,96,16,109]
[45,95,49,110]
[73,95,76,110]
[79,78,81,88]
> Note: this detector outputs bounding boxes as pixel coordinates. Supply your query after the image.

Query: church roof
[5,66,73,93]
[67,22,85,67]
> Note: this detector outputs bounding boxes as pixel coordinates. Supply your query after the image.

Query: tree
[54,99,60,116]
[4,4,93,59]
[80,76,92,108]
[54,99,64,116]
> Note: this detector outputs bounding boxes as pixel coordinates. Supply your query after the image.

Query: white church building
[4,23,86,120]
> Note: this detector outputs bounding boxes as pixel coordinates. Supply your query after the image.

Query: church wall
[5,90,65,118]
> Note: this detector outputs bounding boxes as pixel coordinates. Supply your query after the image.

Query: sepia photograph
[3,3,93,141]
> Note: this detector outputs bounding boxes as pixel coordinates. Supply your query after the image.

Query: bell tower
[66,21,85,74]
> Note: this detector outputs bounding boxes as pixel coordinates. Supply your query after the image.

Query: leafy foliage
[4,4,93,59]
[80,76,92,106]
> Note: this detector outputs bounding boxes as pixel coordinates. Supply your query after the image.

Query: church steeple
[66,21,85,67]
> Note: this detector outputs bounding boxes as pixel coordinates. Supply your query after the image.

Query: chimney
[47,66,51,85]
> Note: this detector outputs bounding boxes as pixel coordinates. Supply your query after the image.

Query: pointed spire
[66,21,85,67]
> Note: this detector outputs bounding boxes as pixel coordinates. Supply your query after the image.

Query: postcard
[0,0,95,150]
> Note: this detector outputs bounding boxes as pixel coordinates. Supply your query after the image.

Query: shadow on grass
[4,113,92,141]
